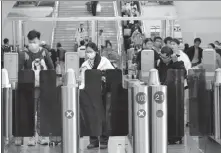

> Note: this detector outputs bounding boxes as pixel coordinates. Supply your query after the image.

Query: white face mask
[29,43,39,53]
[87,52,96,59]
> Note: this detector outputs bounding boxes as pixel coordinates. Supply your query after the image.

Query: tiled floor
[3,135,221,153]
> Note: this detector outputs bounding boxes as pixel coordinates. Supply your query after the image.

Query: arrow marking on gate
[65,110,74,119]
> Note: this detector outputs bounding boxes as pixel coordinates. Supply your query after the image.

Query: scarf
[88,53,101,69]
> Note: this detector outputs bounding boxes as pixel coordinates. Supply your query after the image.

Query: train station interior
[1,1,221,153]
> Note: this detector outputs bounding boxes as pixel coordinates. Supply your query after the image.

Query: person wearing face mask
[21,30,54,70]
[102,40,119,68]
[79,42,114,150]
[17,30,54,146]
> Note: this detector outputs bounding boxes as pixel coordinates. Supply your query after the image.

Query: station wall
[174,1,221,47]
[2,21,54,48]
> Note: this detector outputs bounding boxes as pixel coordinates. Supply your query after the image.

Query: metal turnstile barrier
[133,81,149,153]
[128,79,139,136]
[214,69,221,141]
[65,52,79,76]
[131,69,167,153]
[202,49,216,80]
[1,69,12,147]
[126,78,139,153]
[61,69,79,153]
[140,50,154,82]
[3,53,18,83]
[148,69,167,153]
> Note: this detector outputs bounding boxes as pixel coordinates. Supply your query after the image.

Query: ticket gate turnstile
[213,69,221,143]
[188,49,221,145]
[62,69,79,153]
[126,69,167,153]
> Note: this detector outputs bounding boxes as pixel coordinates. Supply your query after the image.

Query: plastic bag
[96,3,101,12]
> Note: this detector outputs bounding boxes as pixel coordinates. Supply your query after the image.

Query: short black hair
[154,36,162,42]
[161,46,173,56]
[164,37,173,44]
[27,30,41,40]
[143,38,153,44]
[171,38,180,45]
[56,42,62,48]
[194,38,201,43]
[184,43,189,49]
[209,43,215,49]
[86,42,98,52]
[50,49,56,52]
[3,38,9,44]
[80,40,85,46]
[215,40,220,44]
[99,29,103,33]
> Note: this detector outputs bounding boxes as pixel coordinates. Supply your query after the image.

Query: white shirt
[177,50,192,73]
[192,48,199,64]
[79,56,114,89]
[176,50,192,87]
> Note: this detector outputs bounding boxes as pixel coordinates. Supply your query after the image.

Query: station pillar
[91,20,96,43]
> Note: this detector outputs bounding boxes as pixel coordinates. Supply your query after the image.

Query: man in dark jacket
[56,42,66,62]
[186,38,203,67]
[158,46,186,84]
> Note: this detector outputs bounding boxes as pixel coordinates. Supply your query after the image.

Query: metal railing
[138,1,146,35]
[113,1,124,69]
[50,1,59,48]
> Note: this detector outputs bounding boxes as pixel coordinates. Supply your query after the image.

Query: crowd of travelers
[2,0,221,149]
